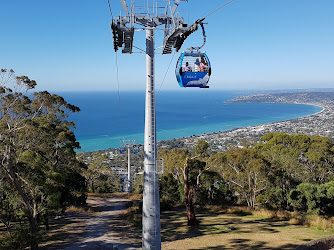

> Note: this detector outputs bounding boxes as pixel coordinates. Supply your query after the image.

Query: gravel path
[64,196,141,250]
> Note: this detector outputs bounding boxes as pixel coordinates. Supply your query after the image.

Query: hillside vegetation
[1,69,333,249]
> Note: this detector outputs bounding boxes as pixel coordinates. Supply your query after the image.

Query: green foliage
[261,167,299,210]
[81,152,122,194]
[158,148,190,179]
[188,158,207,186]
[259,187,287,210]
[194,139,209,157]
[156,133,334,216]
[158,141,236,211]
[0,69,86,249]
[195,176,235,206]
[256,132,334,184]
[254,132,334,210]
[96,174,121,193]
[288,181,334,215]
[132,174,143,194]
[218,148,270,208]
[0,222,42,250]
[159,173,182,210]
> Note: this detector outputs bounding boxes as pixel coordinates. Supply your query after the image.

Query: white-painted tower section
[120,139,135,193]
[127,146,132,193]
[143,26,161,249]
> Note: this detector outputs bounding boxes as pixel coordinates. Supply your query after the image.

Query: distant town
[82,91,334,169]
[158,91,334,151]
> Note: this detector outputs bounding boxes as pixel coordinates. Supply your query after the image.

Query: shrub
[288,181,334,215]
[159,174,182,210]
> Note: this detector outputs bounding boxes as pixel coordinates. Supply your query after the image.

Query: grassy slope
[2,194,332,249]
[161,208,333,250]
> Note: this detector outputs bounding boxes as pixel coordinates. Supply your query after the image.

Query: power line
[157,51,176,96]
[107,0,113,19]
[203,0,236,19]
[115,52,123,132]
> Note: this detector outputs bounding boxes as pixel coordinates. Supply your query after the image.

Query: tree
[81,152,107,193]
[288,181,334,215]
[81,152,122,193]
[194,170,235,206]
[158,148,190,185]
[194,139,209,157]
[256,133,334,184]
[220,148,270,208]
[0,69,86,249]
[159,140,210,226]
[159,173,181,210]
[254,133,334,209]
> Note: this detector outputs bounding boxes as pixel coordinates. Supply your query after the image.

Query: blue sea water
[59,90,322,152]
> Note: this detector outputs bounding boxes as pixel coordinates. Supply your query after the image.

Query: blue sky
[1,0,333,92]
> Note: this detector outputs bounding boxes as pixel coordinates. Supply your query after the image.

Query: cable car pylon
[110,1,227,249]
[120,139,138,193]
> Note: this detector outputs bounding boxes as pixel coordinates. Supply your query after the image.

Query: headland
[158,91,334,151]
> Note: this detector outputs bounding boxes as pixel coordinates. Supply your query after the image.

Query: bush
[0,223,43,250]
[288,181,334,215]
[159,174,182,209]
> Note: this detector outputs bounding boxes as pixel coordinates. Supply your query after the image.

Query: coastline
[79,91,334,153]
[158,92,334,151]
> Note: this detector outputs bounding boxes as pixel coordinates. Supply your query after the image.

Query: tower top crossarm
[118,0,187,27]
[112,0,196,54]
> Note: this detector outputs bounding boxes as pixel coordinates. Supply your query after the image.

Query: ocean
[59,90,322,152]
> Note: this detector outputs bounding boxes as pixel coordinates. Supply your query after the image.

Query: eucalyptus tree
[79,152,122,193]
[216,148,270,208]
[158,140,210,226]
[0,69,86,249]
[253,132,334,209]
[256,133,334,184]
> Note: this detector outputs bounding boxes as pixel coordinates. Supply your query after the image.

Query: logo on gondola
[184,75,197,79]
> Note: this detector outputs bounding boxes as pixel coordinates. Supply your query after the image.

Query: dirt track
[45,195,141,250]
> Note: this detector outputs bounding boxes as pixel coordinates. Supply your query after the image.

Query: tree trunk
[183,158,198,226]
[27,215,39,250]
[0,217,11,235]
[91,179,95,193]
[4,152,39,249]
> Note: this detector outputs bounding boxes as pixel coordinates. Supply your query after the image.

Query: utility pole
[111,1,200,248]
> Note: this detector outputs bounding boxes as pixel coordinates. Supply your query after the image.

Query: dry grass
[223,206,334,232]
[66,205,95,214]
[87,192,142,200]
[305,215,334,232]
[275,210,291,220]
[251,209,276,219]
[123,201,142,228]
[226,206,252,216]
[161,207,334,250]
